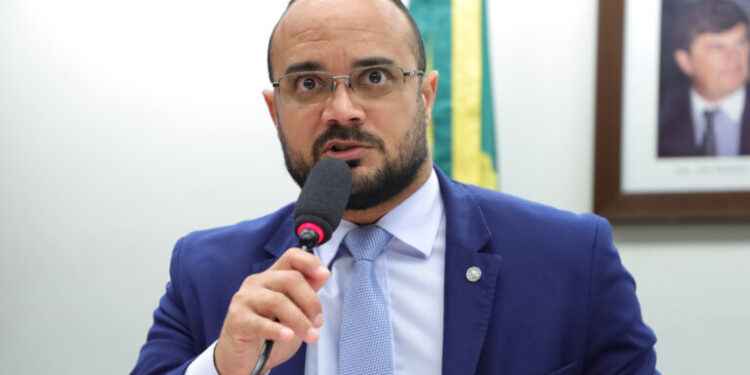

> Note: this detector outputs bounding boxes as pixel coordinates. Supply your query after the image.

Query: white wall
[1,0,748,374]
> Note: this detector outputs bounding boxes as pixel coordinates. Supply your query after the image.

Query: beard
[277,98,429,210]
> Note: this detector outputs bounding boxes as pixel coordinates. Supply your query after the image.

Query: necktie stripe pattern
[338,225,394,375]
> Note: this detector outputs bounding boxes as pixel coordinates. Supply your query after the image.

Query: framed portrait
[594,0,750,221]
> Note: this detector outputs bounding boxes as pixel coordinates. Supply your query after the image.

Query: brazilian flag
[410,0,498,190]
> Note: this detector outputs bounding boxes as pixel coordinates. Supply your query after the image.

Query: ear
[262,89,279,126]
[674,49,694,77]
[420,70,439,124]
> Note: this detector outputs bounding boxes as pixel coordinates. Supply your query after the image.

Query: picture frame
[593,0,750,221]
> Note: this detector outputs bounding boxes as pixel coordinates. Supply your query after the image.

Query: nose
[321,78,366,127]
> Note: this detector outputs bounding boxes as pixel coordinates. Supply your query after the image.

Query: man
[132,0,658,374]
[659,0,750,157]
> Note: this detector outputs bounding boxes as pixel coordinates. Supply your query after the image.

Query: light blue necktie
[338,225,394,375]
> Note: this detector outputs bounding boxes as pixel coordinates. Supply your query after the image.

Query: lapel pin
[466,266,482,282]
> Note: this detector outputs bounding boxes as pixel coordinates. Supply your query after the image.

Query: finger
[271,248,330,289]
[251,288,320,344]
[230,308,295,343]
[252,314,295,343]
[263,270,324,327]
[271,247,324,272]
[303,266,330,292]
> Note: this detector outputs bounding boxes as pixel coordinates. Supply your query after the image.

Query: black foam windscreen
[293,157,352,245]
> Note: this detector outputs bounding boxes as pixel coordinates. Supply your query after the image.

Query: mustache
[312,126,386,157]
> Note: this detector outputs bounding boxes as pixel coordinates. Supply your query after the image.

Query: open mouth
[330,144,359,152]
[323,141,369,160]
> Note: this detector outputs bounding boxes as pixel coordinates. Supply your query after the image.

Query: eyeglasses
[272,64,424,106]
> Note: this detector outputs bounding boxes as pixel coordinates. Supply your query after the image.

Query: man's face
[676,23,750,102]
[264,0,436,210]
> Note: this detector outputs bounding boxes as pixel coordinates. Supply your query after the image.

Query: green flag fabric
[410,0,498,190]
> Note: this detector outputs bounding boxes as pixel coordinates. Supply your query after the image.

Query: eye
[706,41,723,51]
[357,67,394,87]
[293,74,326,92]
[367,70,384,84]
[302,78,316,90]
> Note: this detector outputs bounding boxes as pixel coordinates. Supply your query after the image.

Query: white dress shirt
[187,169,446,375]
[690,86,745,156]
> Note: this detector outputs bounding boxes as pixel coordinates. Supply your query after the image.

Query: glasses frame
[271,64,424,104]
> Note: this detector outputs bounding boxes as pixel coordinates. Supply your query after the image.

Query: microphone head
[294,157,352,246]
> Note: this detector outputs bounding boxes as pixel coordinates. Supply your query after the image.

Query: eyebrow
[283,61,325,76]
[281,57,397,77]
[352,57,396,69]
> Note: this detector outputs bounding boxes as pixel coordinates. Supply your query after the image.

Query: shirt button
[466,266,482,282]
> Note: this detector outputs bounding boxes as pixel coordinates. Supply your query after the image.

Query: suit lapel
[436,168,503,375]
[670,88,699,156]
[442,247,501,375]
[252,213,298,274]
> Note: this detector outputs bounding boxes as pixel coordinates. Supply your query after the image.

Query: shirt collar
[690,85,745,123]
[314,168,443,267]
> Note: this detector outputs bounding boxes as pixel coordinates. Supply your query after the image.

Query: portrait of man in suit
[658,0,750,157]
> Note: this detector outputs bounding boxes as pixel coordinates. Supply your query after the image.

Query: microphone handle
[250,243,313,375]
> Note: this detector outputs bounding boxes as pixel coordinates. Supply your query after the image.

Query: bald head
[266,0,426,82]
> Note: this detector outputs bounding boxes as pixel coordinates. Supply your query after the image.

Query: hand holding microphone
[214,158,351,375]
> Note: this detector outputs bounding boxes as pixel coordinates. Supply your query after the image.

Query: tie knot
[704,109,718,122]
[344,225,392,262]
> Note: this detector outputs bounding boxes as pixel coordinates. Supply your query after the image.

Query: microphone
[251,157,351,375]
[294,157,352,251]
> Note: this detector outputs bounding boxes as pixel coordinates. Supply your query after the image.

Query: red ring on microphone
[297,223,325,244]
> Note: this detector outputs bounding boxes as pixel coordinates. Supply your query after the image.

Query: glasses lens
[351,65,402,100]
[279,72,330,105]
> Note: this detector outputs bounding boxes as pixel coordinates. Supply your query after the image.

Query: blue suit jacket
[132,167,658,375]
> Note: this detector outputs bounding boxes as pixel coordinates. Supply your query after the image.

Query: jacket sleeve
[583,216,659,374]
[131,237,198,375]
